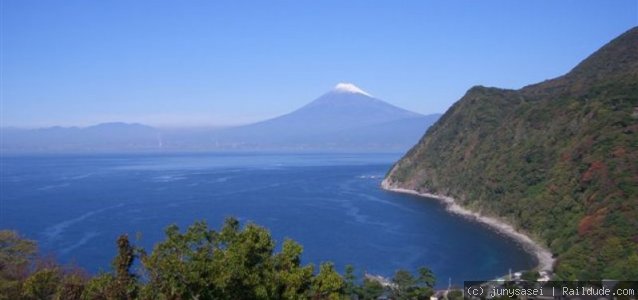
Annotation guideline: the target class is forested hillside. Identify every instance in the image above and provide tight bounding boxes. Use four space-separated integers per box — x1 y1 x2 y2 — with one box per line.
384 27 638 279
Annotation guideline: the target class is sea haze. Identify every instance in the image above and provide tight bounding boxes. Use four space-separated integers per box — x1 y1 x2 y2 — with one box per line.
1 84 441 153
0 152 534 285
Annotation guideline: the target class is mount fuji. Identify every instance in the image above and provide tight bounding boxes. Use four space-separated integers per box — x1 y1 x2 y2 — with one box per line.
206 83 440 151
1 83 440 152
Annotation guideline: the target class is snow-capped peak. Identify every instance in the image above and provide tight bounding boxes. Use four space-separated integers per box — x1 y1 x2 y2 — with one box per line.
333 83 372 96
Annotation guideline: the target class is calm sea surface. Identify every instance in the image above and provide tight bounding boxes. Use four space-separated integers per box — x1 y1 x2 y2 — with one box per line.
0 152 535 286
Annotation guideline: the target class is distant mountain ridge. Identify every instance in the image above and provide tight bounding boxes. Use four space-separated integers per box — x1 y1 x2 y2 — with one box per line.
209 83 439 150
1 84 440 152
384 27 638 279
1 122 160 152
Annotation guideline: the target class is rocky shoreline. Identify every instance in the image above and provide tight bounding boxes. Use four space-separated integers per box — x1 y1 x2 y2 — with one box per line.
381 178 555 273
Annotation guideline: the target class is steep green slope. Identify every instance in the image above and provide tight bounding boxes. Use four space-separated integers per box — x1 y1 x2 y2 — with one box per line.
384 27 638 280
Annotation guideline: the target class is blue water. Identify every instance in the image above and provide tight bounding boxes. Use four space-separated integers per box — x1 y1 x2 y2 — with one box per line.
0 152 535 286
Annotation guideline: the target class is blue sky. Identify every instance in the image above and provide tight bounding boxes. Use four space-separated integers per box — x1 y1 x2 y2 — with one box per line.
2 0 637 128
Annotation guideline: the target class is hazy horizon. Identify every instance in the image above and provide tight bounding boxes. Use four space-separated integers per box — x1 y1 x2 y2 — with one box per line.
3 1 637 128
1 83 444 130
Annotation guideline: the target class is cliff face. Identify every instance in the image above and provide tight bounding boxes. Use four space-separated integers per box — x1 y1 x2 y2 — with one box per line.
384 27 638 280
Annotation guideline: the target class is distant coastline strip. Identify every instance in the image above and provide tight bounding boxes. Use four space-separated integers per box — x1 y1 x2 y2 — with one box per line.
380 179 554 273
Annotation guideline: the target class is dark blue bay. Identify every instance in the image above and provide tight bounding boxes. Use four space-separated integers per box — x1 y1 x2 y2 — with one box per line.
0 152 535 286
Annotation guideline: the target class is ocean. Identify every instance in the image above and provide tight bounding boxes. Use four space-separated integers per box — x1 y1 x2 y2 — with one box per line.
0 152 535 286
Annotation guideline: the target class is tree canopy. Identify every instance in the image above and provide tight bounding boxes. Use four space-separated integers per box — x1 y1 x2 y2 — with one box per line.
0 219 436 300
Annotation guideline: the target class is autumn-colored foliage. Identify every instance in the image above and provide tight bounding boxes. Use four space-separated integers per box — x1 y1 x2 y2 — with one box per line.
386 27 638 280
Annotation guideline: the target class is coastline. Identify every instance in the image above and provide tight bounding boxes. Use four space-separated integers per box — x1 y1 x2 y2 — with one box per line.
381 178 554 273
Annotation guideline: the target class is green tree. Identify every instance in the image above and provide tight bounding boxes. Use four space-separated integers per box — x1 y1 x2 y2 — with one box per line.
55 272 85 300
272 239 314 299
140 221 220 299
417 267 435 289
22 267 62 300
392 268 436 300
0 230 37 299
414 267 436 298
141 218 317 299
1 221 440 300
357 279 384 300
310 262 345 300
111 234 138 299
81 273 114 300
392 269 416 299
212 221 276 299
343 265 356 297
80 234 138 300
